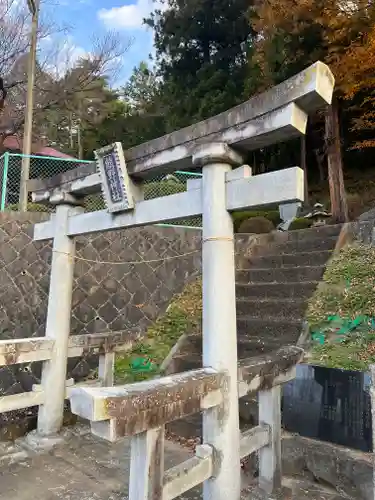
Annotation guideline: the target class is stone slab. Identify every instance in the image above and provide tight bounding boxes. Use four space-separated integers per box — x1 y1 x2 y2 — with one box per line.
281 434 373 500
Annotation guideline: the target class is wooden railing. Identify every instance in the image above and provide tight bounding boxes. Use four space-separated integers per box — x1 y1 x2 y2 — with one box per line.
68 345 304 499
0 329 141 414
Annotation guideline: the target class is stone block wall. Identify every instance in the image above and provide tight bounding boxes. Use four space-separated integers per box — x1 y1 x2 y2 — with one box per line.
0 213 260 344
0 212 261 435
0 213 202 342
0 212 203 434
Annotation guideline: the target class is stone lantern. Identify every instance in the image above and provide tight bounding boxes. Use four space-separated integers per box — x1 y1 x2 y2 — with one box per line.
304 202 331 226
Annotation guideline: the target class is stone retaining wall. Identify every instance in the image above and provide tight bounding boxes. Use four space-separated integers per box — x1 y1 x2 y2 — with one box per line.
0 213 202 342
0 213 262 417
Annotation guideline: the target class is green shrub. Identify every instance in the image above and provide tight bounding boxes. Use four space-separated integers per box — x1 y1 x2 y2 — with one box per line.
288 217 313 231
237 216 274 234
232 210 281 232
6 202 49 212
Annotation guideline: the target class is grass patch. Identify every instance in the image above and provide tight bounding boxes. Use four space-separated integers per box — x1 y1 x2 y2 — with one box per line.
311 331 375 371
307 243 375 328
115 279 202 383
307 243 375 371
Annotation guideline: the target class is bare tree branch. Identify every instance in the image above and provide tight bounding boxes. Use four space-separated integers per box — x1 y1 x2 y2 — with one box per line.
0 3 131 151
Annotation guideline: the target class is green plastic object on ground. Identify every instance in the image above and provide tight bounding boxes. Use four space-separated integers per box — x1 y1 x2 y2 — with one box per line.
130 356 157 372
311 315 375 345
311 332 326 345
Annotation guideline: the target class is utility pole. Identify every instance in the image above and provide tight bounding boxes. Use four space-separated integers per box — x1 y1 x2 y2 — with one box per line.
19 0 40 211
77 98 83 160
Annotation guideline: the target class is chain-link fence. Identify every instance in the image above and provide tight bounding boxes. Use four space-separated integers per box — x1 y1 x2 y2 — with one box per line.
86 170 203 228
0 153 203 228
0 152 94 212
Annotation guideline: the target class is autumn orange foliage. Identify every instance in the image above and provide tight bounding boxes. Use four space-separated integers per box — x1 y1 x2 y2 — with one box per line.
252 0 375 145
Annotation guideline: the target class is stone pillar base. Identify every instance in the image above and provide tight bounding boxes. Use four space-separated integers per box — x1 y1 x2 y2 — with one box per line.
22 429 64 453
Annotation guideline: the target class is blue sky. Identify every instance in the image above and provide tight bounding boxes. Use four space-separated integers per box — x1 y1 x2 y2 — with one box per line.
43 0 163 86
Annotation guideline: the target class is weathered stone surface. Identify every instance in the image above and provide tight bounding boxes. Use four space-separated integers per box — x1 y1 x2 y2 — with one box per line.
243 480 349 499
238 346 304 394
69 369 225 439
282 434 372 500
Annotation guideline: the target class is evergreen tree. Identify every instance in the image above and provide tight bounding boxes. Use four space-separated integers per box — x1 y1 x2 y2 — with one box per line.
147 0 255 129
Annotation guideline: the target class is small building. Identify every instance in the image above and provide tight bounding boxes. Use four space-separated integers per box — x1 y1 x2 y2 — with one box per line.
2 135 74 160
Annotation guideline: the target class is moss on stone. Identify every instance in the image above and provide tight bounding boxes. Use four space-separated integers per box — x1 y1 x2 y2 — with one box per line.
115 279 202 383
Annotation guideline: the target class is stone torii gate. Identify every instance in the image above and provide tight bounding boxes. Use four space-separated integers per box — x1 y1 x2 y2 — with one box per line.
29 61 335 500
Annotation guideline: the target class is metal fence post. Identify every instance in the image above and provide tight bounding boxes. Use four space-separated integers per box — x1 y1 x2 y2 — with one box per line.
1 152 9 211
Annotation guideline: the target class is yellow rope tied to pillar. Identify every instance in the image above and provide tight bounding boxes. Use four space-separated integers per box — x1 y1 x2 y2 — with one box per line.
51 249 200 265
50 237 233 265
203 237 234 242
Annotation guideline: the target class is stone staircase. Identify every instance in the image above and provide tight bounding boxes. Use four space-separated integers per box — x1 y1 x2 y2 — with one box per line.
167 223 343 438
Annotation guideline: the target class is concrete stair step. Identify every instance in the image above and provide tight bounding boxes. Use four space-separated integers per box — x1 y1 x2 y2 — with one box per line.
237 317 303 340
237 336 291 357
281 223 343 242
237 265 325 284
258 236 337 255
175 338 289 373
247 250 332 269
236 298 307 320
182 334 286 358
236 281 318 300
173 354 202 372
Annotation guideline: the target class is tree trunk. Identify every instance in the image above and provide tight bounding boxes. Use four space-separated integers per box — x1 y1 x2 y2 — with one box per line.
316 151 325 183
325 97 348 223
301 134 309 205
69 112 74 151
77 101 83 160
77 124 83 160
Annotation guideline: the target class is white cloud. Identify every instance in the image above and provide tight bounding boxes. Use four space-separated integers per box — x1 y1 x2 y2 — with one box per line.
98 0 165 30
